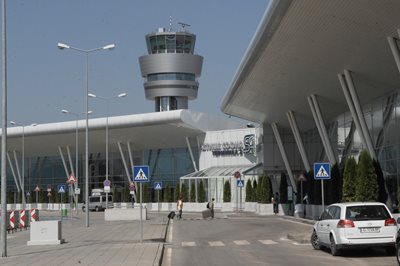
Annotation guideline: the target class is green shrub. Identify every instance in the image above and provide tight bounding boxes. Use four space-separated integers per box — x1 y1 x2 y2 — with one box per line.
190 182 196 202
175 183 181 201
223 180 231 202
180 183 188 202
355 150 378 202
259 175 271 204
198 180 206 202
163 184 170 202
245 179 252 202
342 157 357 202
252 179 257 202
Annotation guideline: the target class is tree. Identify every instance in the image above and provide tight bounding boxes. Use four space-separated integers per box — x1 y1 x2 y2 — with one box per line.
123 186 130 202
175 183 181 201
198 180 206 202
279 173 288 204
259 175 271 204
163 184 171 202
252 179 258 202
245 179 252 202
257 176 264 203
223 180 231 202
342 157 357 202
143 183 150 203
190 182 196 202
180 183 188 202
355 150 379 202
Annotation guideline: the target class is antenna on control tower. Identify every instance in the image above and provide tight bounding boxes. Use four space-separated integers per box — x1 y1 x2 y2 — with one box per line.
169 16 173 32
177 22 191 31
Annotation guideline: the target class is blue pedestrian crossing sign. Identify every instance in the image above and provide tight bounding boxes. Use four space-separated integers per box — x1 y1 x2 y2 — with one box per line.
58 185 66 194
133 165 150 183
237 179 245 188
314 163 331 180
154 181 163 190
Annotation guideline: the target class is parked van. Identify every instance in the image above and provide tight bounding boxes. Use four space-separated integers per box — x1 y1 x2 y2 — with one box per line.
82 194 113 212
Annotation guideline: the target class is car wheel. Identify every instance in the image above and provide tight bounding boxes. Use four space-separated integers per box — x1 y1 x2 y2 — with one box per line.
311 231 321 250
330 235 340 256
396 245 400 265
95 206 99 212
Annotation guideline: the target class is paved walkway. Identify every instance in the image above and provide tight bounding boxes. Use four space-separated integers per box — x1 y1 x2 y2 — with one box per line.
0 211 168 266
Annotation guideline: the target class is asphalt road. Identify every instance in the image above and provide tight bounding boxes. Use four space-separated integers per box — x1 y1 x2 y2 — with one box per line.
162 213 397 266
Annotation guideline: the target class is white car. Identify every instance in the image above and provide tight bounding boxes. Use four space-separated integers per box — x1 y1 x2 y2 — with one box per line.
311 202 397 256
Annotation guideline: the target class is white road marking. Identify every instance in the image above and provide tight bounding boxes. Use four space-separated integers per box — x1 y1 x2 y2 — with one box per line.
279 218 313 227
168 219 173 243
280 237 289 241
182 241 197 247
208 241 225 247
259 240 278 245
233 240 250 245
165 247 172 266
293 242 311 246
7 236 15 239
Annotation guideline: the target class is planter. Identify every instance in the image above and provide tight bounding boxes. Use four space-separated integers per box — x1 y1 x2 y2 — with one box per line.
220 202 234 212
257 203 274 215
244 202 257 212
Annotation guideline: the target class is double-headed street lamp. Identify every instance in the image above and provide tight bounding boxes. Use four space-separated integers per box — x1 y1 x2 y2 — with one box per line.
9 121 37 208
58 42 115 228
61 109 93 213
88 92 127 208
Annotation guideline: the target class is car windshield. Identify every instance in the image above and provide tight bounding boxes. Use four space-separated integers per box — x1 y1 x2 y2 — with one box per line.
345 205 390 221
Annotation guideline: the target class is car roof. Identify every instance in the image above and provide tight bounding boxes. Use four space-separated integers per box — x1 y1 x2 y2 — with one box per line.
329 202 387 207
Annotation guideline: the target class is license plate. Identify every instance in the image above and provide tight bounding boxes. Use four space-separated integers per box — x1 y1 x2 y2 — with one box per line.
360 227 380 233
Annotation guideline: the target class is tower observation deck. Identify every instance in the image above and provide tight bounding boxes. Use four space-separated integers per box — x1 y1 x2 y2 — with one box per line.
139 23 203 112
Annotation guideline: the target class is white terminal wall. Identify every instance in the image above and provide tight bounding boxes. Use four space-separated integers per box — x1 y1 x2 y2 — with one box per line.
196 128 262 203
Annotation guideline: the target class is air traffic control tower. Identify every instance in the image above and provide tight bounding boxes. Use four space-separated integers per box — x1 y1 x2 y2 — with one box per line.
139 23 203 112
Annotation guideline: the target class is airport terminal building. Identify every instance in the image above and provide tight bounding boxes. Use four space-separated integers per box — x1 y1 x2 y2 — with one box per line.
3 1 400 206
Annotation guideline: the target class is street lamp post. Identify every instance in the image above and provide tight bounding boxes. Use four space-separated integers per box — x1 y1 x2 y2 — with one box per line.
9 121 37 209
58 42 115 228
88 92 127 209
61 109 92 214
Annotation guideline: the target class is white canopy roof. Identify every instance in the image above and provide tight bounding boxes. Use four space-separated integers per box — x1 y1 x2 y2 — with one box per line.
221 0 400 130
3 110 244 156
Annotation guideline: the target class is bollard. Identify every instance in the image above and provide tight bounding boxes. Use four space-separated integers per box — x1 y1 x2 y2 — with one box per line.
8 210 20 233
30 208 39 223
19 209 30 230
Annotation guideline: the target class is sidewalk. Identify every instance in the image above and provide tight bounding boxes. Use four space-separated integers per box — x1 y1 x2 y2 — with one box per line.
0 211 168 266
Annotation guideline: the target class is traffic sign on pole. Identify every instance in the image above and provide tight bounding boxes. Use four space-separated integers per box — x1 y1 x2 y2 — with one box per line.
236 180 244 188
34 185 40 192
154 181 163 190
58 185 66 194
104 180 111 193
133 165 150 183
313 163 331 180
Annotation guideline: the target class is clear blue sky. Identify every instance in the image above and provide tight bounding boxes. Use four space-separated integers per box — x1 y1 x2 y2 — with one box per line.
4 0 268 124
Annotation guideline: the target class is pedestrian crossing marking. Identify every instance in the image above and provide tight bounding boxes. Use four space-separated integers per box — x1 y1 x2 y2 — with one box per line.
208 241 225 247
259 240 278 245
182 242 196 247
316 166 329 177
233 240 250 245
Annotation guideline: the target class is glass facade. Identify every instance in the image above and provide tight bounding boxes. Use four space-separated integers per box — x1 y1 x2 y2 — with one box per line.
5 147 196 201
146 33 196 54
147 73 195 82
302 91 400 202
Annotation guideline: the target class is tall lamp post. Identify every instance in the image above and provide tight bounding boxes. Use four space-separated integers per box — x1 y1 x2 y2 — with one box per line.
88 92 127 209
9 121 37 208
57 42 115 228
61 109 92 214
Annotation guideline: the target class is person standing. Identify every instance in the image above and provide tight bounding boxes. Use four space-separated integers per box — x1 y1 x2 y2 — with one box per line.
177 196 183 220
272 192 279 215
209 198 215 219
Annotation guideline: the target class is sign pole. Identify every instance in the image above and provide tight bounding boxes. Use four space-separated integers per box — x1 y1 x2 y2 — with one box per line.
239 180 242 214
36 191 38 204
321 180 324 211
157 190 160 217
140 182 143 244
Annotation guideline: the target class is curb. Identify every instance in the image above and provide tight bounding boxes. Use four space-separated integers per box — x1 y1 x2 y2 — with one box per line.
153 218 170 266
